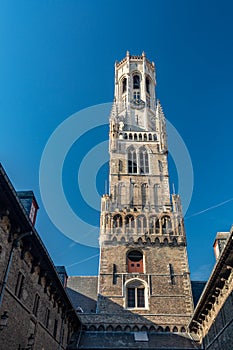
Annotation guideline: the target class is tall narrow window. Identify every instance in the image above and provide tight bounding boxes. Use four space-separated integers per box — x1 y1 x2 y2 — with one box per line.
128 148 137 174
139 148 149 174
161 216 172 233
127 288 135 307
45 308 50 328
125 215 135 232
146 77 150 94
122 78 127 93
15 272 24 299
137 215 147 234
156 219 160 233
133 75 140 89
126 280 145 308
113 214 122 229
53 319 58 338
149 216 157 234
33 293 40 316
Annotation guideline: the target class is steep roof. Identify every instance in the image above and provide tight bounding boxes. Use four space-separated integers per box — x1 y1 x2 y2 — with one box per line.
67 276 98 313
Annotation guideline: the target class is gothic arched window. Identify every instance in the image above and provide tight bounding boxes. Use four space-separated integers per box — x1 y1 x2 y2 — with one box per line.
161 215 172 233
113 214 122 229
133 75 140 89
137 215 147 234
127 250 143 273
139 147 149 174
149 215 157 234
125 215 135 231
126 280 145 308
128 147 137 174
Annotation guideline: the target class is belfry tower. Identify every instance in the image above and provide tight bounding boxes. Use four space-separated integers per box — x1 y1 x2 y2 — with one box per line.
97 52 194 332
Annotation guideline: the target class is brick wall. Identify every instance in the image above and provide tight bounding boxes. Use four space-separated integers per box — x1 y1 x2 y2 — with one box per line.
0 217 78 350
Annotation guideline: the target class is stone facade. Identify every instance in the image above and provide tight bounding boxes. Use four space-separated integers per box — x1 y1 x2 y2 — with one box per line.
0 164 80 350
97 52 194 330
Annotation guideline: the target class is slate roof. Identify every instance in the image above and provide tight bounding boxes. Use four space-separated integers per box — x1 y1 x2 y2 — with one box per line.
67 276 98 313
77 331 200 349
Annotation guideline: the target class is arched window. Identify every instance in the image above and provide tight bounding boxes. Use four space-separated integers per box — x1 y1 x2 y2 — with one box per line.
125 215 135 232
139 147 149 174
127 250 143 273
133 75 140 89
161 216 172 233
137 215 147 234
149 216 157 234
126 280 145 308
146 77 150 94
128 147 137 174
122 78 127 93
113 214 122 229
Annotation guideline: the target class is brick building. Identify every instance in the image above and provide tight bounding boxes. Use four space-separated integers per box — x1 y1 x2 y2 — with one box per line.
0 164 80 349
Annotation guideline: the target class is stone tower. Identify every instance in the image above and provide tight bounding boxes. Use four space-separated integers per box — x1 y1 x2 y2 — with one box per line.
97 52 194 331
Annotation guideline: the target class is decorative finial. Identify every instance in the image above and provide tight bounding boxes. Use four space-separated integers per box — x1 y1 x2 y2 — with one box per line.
142 51 146 57
126 50 130 57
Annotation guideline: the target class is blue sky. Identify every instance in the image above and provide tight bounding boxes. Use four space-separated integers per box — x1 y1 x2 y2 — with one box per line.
1 0 233 279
